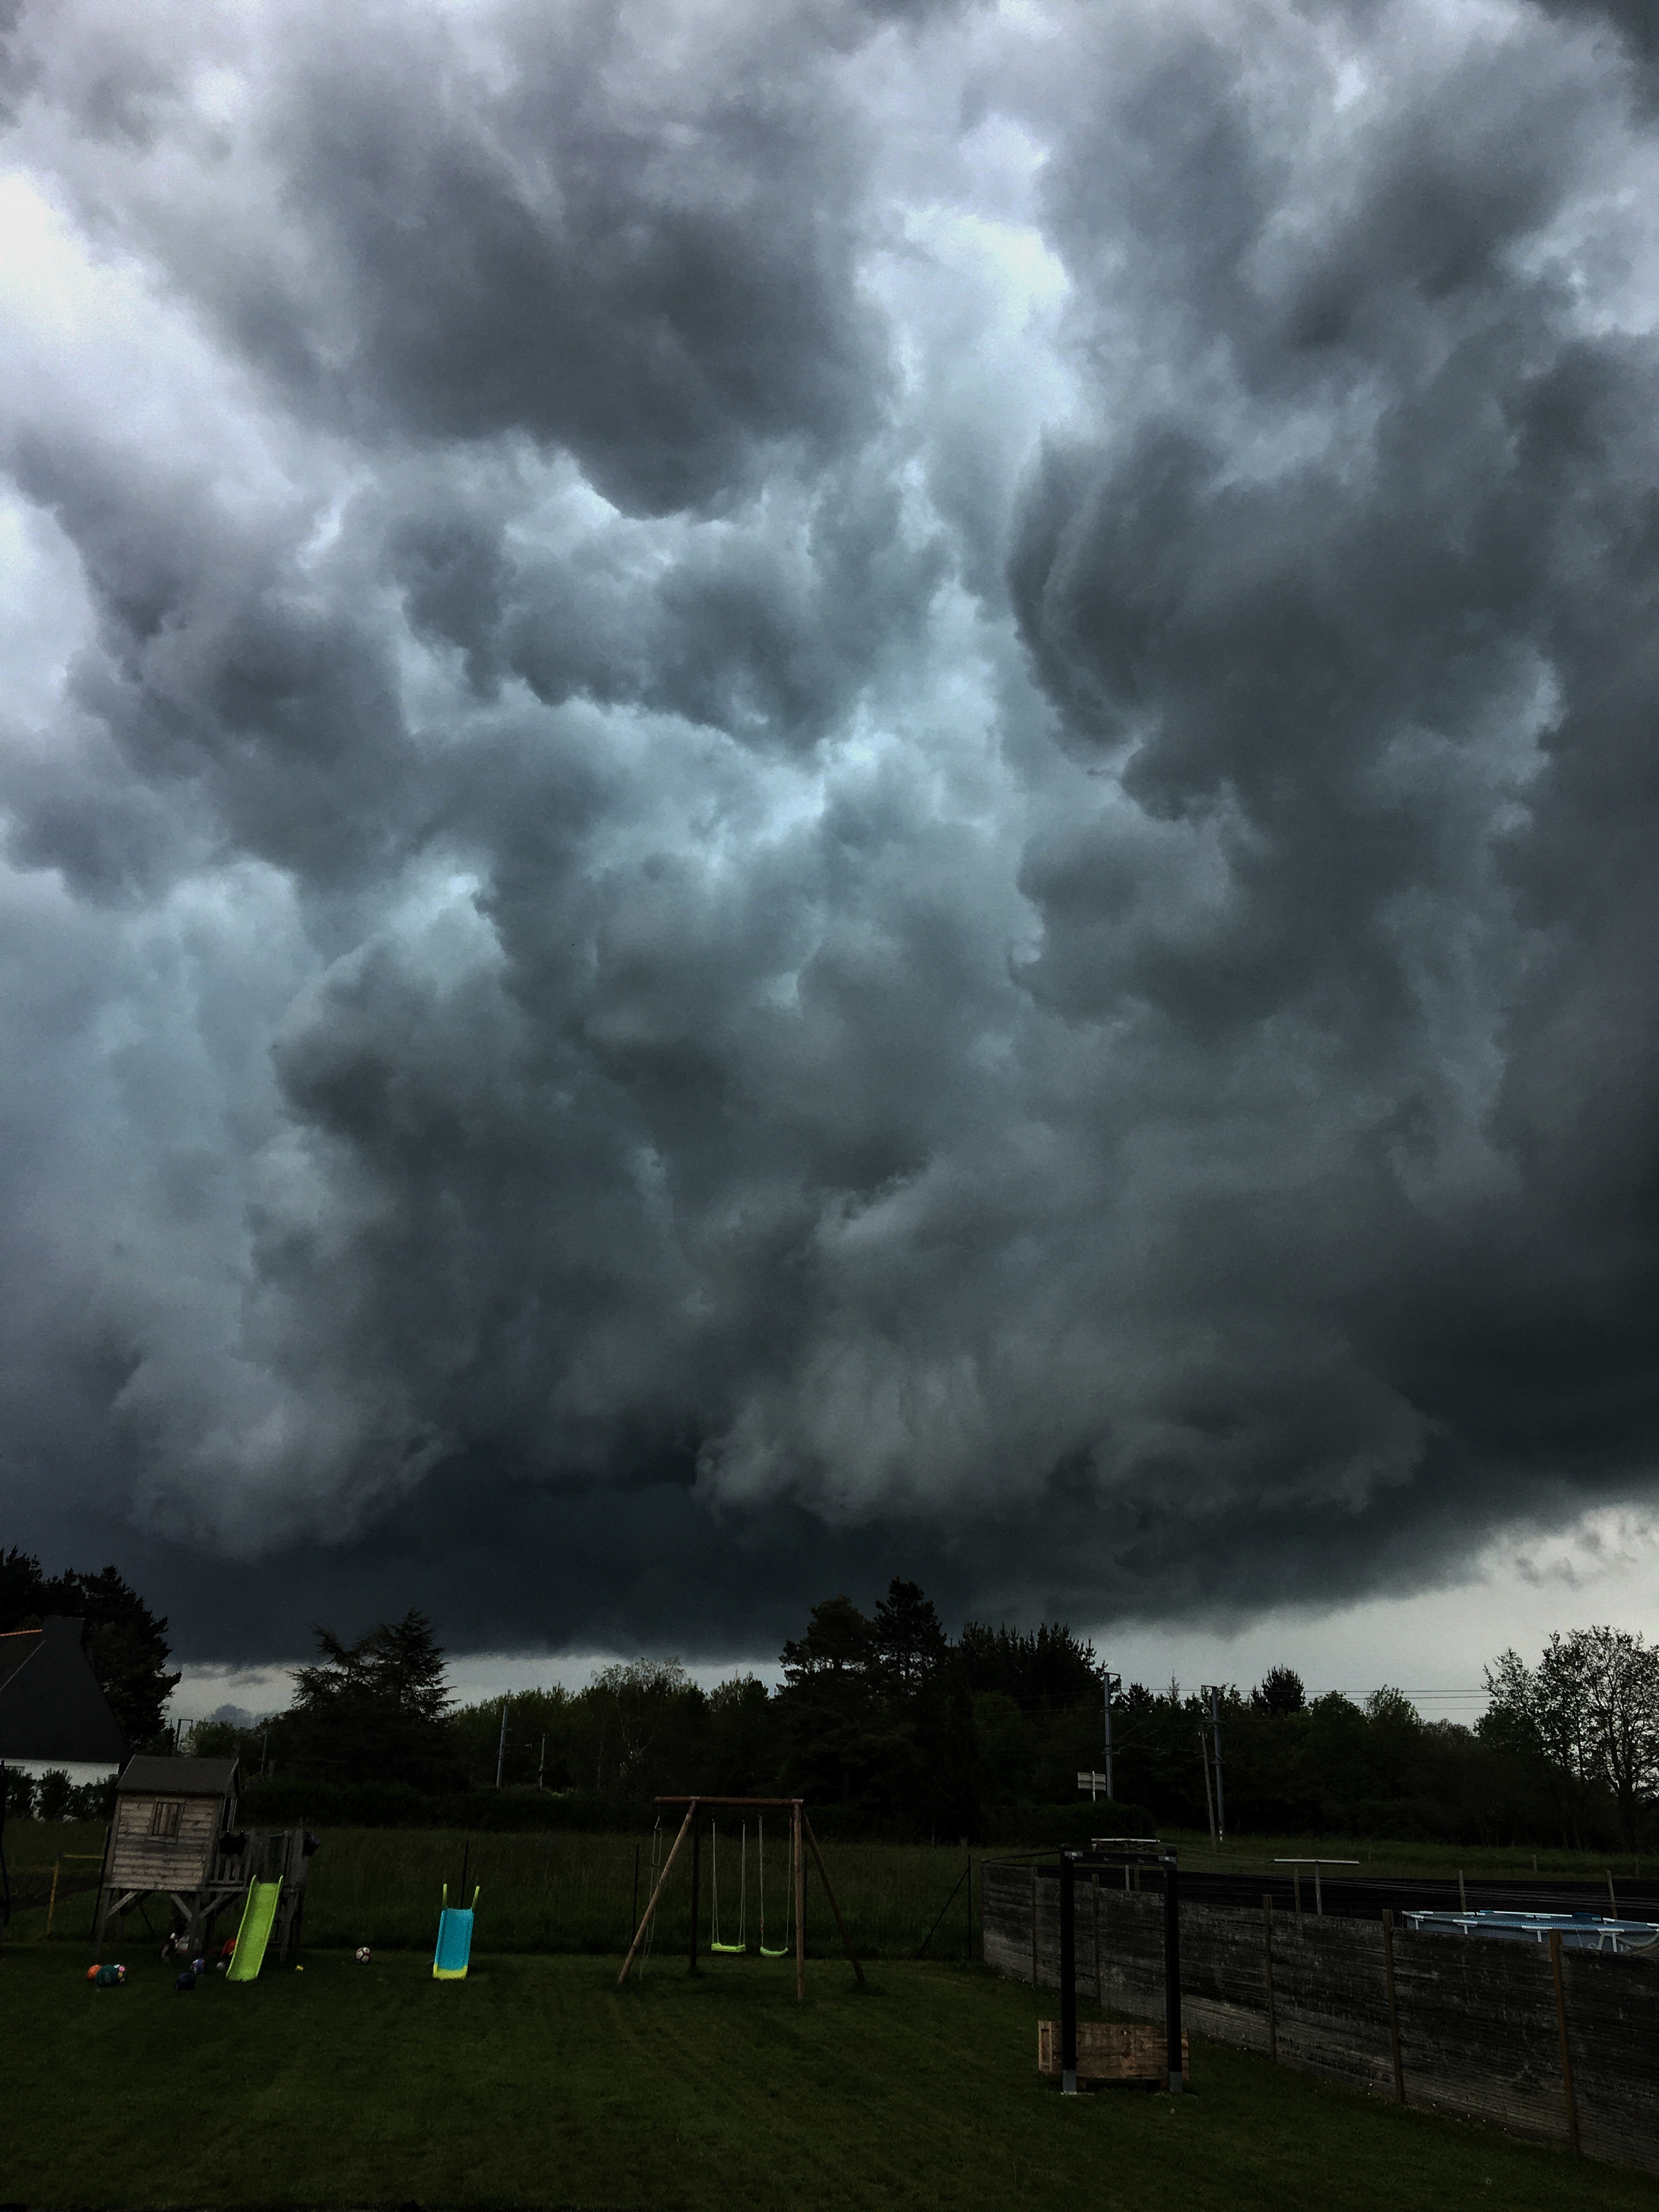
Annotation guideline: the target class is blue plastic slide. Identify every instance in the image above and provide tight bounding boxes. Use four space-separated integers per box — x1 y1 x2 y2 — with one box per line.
432 1882 479 1979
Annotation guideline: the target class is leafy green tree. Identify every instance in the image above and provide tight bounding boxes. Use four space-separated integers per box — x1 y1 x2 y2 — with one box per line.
581 1658 699 1798
1486 1629 1659 1848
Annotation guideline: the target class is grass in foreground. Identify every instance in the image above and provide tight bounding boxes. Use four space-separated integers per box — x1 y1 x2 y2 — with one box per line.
3 1947 1655 2212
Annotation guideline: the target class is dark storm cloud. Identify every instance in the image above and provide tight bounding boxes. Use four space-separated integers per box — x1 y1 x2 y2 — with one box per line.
3 0 1659 1663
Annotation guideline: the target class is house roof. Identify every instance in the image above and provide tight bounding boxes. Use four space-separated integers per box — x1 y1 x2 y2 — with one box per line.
0 1630 42 1695
116 1754 239 1798
0 1616 129 1766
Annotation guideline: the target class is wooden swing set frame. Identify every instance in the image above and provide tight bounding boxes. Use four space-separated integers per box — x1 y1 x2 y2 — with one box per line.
618 1796 864 2001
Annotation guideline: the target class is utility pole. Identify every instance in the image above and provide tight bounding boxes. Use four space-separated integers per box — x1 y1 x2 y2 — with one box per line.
1103 1671 1121 1801
495 1696 510 1789
1203 1685 1226 1846
537 1734 546 1790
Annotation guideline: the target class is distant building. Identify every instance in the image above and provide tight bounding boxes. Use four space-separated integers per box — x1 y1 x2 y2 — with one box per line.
0 1614 128 1785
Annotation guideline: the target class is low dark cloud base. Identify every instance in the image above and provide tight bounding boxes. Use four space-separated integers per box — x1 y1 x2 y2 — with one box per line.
2 0 1658 1662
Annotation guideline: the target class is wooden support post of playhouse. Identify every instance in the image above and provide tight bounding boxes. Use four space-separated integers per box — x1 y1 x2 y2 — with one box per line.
618 1801 697 1986
802 1814 866 1989
793 1801 805 2003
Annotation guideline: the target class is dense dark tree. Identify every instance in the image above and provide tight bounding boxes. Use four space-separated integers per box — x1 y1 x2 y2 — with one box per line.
780 1595 875 1686
278 1609 461 1791
1 1549 179 1746
1251 1666 1306 1717
872 1579 948 1696
0 1545 43 1629
957 1620 1101 1709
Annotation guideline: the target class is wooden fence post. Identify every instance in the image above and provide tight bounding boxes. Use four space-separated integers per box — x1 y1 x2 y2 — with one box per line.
1550 1931 1580 2154
1381 1909 1404 2103
1030 1866 1039 1985
1093 1871 1102 2004
1262 1894 1277 2062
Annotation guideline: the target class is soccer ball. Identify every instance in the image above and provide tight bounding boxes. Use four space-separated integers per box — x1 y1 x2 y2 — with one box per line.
354 1946 371 1964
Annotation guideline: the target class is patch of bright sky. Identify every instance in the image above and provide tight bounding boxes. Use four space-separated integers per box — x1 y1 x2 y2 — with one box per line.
0 167 296 523
0 492 95 726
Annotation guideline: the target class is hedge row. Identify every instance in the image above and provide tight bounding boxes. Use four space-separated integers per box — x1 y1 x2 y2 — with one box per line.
236 1779 1154 1844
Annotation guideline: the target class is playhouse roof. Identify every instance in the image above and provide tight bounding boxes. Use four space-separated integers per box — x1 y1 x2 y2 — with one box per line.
116 1754 239 1798
0 1615 128 1767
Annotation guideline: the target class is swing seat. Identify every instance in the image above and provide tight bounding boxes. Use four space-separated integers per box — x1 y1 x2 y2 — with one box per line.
710 1939 746 1954
759 1943 789 1957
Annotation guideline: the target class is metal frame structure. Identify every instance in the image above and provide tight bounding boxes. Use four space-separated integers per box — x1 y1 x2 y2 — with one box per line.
618 1795 865 2001
1053 1840 1184 2096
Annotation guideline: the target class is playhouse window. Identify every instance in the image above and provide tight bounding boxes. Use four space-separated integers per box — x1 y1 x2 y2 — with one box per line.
148 1799 183 1839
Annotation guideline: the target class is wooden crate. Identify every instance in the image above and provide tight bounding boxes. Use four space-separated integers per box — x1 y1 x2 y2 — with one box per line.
1038 2020 1190 2084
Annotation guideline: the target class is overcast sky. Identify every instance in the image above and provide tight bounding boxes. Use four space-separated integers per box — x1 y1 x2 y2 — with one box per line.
4 0 1659 1692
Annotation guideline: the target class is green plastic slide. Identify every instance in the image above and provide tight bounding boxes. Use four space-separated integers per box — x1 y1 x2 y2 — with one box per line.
227 1880 283 1982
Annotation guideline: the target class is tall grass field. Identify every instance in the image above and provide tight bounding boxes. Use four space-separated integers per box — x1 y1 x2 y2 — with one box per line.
2 1820 980 1959
5 1818 1649 1958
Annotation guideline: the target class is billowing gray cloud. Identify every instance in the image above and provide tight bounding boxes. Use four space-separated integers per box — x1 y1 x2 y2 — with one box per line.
2 0 1658 1662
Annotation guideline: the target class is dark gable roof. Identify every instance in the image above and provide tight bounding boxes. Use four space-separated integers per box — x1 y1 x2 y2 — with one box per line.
0 1631 42 1695
116 1754 239 1798
0 1616 128 1765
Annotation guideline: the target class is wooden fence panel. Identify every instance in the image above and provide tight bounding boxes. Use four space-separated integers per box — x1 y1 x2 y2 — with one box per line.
1391 1931 1569 2143
1171 1899 1275 2056
1262 1915 1394 2095
980 1861 1659 2181
1562 1947 1659 2174
981 1864 1037 1984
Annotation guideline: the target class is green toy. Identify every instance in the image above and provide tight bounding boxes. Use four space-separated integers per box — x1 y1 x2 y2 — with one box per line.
227 1880 283 1982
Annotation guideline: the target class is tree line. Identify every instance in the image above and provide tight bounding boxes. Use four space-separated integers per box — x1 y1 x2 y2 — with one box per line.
197 1584 1658 1849
8 1544 1657 1848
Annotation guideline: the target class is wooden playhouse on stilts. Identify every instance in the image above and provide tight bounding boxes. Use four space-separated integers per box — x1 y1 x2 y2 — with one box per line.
93 1755 316 1962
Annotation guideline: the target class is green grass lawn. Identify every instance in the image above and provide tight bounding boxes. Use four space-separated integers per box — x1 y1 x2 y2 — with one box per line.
3 1945 1655 2212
